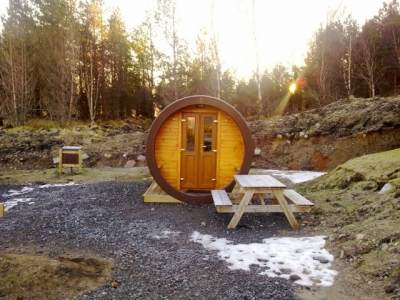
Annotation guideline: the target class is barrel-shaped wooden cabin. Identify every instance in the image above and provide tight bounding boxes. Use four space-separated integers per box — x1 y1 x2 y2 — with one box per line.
145 95 253 204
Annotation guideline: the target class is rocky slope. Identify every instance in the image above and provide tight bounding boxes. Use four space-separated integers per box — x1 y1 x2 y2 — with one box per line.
1 96 399 173
296 149 400 298
250 96 400 171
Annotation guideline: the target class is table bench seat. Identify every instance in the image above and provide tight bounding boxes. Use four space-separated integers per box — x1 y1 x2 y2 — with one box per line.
211 190 233 209
283 189 314 206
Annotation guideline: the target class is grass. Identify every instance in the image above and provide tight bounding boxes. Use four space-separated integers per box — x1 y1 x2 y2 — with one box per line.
295 148 400 290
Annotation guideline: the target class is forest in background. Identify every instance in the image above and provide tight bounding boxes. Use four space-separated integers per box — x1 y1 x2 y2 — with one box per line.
1 0 400 126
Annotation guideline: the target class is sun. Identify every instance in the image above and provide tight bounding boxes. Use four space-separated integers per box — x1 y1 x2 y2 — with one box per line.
289 83 297 94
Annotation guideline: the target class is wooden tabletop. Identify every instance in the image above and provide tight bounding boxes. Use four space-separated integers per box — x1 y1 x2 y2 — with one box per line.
234 174 287 189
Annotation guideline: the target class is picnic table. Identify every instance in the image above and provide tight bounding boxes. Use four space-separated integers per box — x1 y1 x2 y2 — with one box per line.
211 174 314 229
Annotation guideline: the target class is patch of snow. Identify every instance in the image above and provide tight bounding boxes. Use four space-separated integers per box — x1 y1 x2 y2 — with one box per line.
191 232 337 287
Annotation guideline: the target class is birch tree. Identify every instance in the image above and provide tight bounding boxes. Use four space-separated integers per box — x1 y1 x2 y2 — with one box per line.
0 0 36 125
79 0 104 125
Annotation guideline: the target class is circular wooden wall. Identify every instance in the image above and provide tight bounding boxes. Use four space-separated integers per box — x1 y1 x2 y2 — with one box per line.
146 95 253 204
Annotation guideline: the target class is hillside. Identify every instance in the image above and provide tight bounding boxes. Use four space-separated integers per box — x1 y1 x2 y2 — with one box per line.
296 149 400 298
1 96 400 173
250 96 400 171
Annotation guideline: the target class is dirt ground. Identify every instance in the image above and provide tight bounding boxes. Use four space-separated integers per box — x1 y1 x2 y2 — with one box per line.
1 166 398 300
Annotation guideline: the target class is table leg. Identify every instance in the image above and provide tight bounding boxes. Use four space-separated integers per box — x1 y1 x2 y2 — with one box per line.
257 193 265 206
274 189 299 229
228 191 254 228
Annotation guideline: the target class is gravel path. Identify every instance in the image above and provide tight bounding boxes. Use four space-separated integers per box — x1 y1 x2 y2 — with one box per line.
0 182 304 299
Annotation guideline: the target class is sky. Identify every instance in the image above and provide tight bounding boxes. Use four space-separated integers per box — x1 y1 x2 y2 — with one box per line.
100 0 386 78
0 0 385 78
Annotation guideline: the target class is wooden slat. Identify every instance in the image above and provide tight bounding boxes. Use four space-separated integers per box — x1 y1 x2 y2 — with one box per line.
211 190 232 206
142 182 182 203
283 189 314 206
228 191 254 228
234 175 286 189
273 189 299 229
216 204 312 213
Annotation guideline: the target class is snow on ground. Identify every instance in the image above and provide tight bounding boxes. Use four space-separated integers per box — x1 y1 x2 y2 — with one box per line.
1 171 336 286
191 232 337 287
257 169 326 184
1 183 77 212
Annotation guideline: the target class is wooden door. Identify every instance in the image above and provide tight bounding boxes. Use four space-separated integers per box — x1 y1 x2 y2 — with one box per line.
180 112 217 190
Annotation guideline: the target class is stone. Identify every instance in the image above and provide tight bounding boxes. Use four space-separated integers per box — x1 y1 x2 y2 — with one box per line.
385 284 397 294
104 153 112 159
340 250 344 259
124 160 136 168
312 256 329 264
82 153 89 160
136 155 146 162
378 183 393 195
381 243 389 251
290 274 301 281
356 234 365 240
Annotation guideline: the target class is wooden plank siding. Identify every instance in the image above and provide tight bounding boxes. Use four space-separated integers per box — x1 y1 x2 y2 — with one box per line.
155 112 180 188
217 111 244 188
154 108 245 191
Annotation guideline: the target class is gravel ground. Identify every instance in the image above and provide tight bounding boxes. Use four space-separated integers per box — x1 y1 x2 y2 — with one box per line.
0 181 309 300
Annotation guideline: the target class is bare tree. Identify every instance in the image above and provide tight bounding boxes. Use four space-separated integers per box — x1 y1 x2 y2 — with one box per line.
156 0 180 101
210 0 221 99
251 0 262 114
0 0 36 125
356 34 382 98
79 0 104 125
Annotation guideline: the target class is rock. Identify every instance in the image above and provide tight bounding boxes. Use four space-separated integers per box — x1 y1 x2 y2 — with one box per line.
378 183 394 195
340 250 344 259
381 243 389 251
312 256 329 264
53 157 60 164
136 155 146 162
124 160 136 168
385 284 397 294
290 274 301 281
82 153 89 160
111 282 118 288
276 134 282 139
356 234 365 240
104 153 112 159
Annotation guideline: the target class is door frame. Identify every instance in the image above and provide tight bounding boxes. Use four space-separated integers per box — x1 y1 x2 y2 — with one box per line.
178 108 219 191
